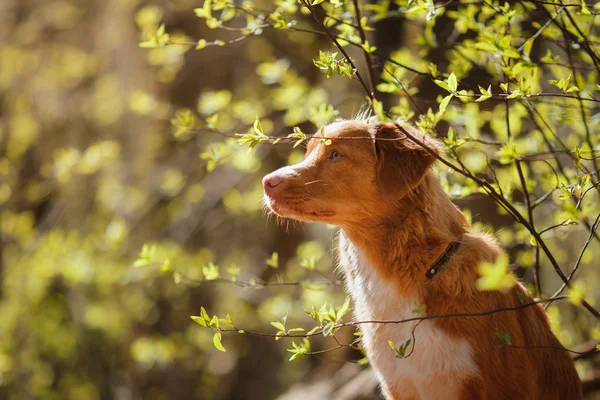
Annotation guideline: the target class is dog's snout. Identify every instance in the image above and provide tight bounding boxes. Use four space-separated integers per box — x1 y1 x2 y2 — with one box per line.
263 173 283 193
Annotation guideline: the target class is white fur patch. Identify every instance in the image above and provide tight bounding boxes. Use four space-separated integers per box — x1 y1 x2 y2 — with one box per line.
338 233 479 399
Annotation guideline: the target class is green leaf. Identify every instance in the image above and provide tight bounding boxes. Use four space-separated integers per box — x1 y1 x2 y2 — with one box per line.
253 116 265 136
337 62 355 77
445 126 465 150
209 315 219 329
568 282 586 305
271 321 286 331
266 252 279 268
412 303 427 315
196 39 207 50
213 332 226 352
318 134 332 146
388 340 397 351
336 297 351 321
433 80 450 92
305 306 321 324
495 140 517 164
194 0 212 19
494 328 512 346
322 322 335 336
143 244 156 259
581 0 591 14
356 357 368 365
522 39 534 59
300 256 316 270
307 326 320 335
133 243 156 266
476 254 517 293
236 125 269 151
377 82 399 93
557 183 572 200
160 259 172 273
372 98 386 120
360 16 374 31
201 307 210 322
476 85 492 102
529 236 538 247
275 331 286 340
270 11 288 29
447 72 458 92
139 24 171 48
288 127 308 148
549 75 572 93
191 316 207 327
506 90 523 99
198 112 217 131
219 314 234 327
475 42 498 53
502 47 521 59
562 74 570 90
389 339 412 358
438 94 452 115
133 259 150 267
541 49 559 63
202 262 219 280
361 40 377 54
171 108 198 138
287 339 310 361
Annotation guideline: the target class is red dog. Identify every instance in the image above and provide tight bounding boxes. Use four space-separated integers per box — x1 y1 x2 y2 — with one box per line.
262 120 581 399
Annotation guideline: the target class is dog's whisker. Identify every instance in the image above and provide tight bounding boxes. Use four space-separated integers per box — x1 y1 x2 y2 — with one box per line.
304 180 322 186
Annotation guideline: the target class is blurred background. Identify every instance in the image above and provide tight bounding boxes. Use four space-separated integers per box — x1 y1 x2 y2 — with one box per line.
1 0 599 399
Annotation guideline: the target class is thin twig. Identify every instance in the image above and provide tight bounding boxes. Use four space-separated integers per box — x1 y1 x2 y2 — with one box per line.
352 0 377 99
219 296 568 339
301 0 374 101
551 212 600 299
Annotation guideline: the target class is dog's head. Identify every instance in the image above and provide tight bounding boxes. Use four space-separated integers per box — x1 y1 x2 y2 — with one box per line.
262 120 441 226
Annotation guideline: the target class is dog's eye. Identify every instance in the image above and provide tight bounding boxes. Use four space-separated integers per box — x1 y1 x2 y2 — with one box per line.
329 151 341 160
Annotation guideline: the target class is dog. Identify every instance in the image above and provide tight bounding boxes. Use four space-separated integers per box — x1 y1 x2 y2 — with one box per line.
262 120 582 399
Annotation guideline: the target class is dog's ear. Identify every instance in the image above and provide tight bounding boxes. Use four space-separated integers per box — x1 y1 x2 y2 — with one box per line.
371 123 441 201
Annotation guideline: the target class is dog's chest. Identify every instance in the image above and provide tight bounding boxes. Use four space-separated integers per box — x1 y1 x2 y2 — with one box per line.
338 233 478 396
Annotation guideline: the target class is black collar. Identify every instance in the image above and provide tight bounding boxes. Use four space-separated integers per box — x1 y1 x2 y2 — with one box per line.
425 237 463 282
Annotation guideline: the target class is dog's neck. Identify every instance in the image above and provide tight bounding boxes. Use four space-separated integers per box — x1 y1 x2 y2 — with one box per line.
341 172 468 294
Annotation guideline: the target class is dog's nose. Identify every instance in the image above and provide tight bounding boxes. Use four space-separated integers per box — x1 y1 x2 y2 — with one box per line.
263 174 283 193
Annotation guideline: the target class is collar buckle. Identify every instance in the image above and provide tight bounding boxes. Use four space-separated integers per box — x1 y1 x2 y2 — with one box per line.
425 236 463 283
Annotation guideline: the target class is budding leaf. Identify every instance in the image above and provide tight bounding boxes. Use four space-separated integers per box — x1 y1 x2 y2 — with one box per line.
476 85 492 102
439 94 452 115
336 297 351 321
213 332 226 352
266 252 279 268
271 321 286 331
447 72 458 92
191 316 207 327
476 254 517 293
495 328 512 346
361 40 377 53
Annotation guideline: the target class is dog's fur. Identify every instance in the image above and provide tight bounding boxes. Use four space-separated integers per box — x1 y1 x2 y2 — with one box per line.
262 120 582 399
